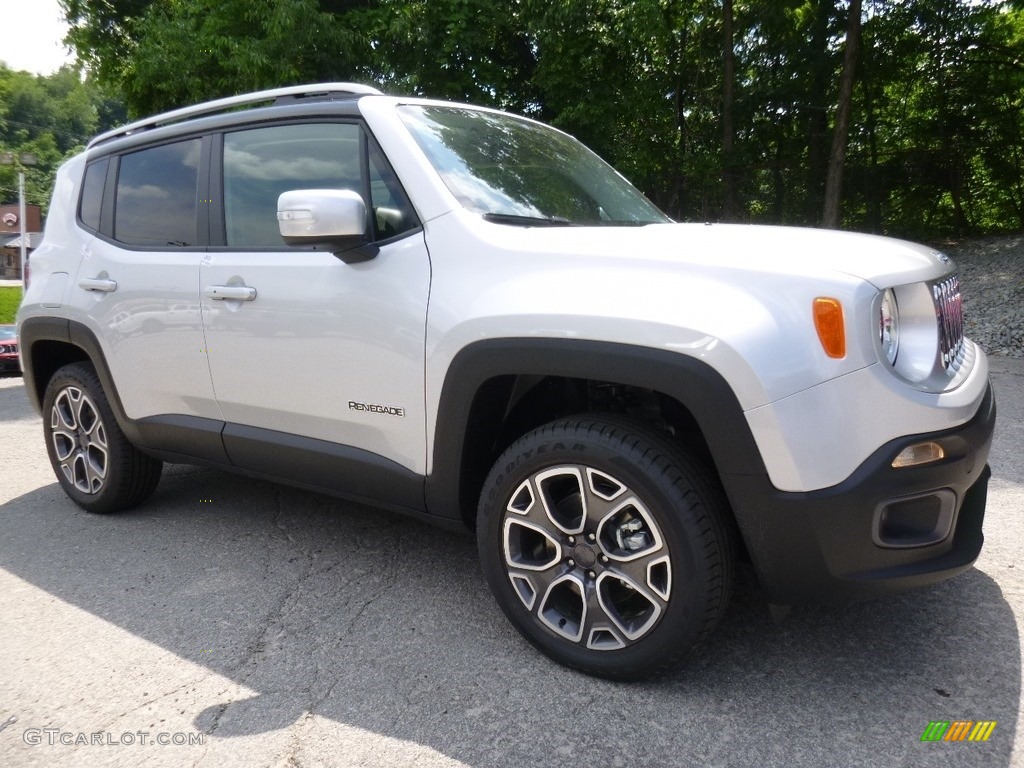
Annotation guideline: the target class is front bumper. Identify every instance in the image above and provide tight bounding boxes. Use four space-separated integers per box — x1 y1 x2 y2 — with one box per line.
724 382 996 604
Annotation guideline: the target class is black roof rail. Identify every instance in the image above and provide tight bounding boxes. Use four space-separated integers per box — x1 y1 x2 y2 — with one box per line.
87 83 383 149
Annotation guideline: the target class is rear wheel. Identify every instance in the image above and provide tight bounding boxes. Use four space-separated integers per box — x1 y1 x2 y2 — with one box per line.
477 416 733 679
43 362 162 513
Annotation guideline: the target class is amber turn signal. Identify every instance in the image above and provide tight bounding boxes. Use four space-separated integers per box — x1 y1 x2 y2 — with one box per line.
813 298 846 359
892 441 945 468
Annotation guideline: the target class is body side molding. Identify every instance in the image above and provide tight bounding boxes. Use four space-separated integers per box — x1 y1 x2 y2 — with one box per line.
222 422 427 515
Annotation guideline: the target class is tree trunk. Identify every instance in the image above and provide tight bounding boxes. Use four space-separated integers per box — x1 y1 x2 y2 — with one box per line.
862 76 882 233
804 0 832 225
821 0 862 229
721 0 738 220
1010 107 1024 229
773 139 786 221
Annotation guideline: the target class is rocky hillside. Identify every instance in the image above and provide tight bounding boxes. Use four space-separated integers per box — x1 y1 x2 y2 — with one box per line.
943 235 1024 359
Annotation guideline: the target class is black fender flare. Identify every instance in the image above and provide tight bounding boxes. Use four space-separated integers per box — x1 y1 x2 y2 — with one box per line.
424 338 768 522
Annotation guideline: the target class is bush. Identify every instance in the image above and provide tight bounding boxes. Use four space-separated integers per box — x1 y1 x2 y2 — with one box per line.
0 286 22 324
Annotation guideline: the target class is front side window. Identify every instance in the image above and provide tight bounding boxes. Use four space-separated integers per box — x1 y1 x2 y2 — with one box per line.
397 106 670 226
368 142 418 239
223 123 363 248
115 139 201 246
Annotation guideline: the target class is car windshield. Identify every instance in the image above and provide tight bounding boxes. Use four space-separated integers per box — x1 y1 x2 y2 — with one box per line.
0 327 16 341
398 105 671 226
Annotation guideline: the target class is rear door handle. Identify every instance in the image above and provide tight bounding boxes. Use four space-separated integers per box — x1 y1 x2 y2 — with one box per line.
78 277 118 292
204 285 257 301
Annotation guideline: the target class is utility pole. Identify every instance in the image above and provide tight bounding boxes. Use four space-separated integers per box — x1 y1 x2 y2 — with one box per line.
18 169 27 287
1 151 37 287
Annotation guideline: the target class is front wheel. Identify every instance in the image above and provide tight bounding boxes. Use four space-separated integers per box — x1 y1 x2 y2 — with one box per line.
477 416 733 680
42 362 163 513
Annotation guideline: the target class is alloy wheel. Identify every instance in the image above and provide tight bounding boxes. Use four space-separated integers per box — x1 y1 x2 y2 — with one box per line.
501 464 672 651
50 385 108 494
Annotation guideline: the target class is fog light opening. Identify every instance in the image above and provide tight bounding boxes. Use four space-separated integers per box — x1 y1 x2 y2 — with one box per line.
891 441 945 469
873 490 956 548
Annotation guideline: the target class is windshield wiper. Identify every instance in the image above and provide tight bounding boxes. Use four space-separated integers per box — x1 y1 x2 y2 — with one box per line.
482 213 577 227
593 220 659 227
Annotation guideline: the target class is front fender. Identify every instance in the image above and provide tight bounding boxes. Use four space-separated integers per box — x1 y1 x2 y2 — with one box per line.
424 338 767 522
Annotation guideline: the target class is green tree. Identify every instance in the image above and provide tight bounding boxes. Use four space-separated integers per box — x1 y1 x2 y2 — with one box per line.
66 0 371 115
527 0 726 219
845 0 1024 237
821 0 862 229
57 0 1024 237
64 0 542 117
0 64 118 213
364 0 541 114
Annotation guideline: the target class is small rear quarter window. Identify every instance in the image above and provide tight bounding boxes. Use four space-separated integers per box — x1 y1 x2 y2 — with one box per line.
79 158 108 232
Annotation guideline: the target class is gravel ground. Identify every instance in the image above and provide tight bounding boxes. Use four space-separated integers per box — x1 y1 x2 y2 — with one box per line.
943 235 1024 358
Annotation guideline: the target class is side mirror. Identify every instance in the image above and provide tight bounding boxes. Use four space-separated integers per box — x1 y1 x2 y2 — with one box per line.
277 189 376 262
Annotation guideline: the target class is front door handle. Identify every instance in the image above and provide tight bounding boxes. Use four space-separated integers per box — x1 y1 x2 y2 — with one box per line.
204 285 257 301
79 277 118 292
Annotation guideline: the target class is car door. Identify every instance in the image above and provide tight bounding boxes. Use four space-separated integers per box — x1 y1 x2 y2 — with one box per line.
69 140 221 434
199 121 430 507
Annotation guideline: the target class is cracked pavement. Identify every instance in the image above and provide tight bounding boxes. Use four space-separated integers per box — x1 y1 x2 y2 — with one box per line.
1 360 1022 767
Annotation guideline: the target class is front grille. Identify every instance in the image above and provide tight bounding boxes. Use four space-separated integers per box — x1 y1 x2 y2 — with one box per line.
933 275 963 371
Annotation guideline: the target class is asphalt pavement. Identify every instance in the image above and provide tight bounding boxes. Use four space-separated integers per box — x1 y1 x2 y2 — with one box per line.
1 359 1021 768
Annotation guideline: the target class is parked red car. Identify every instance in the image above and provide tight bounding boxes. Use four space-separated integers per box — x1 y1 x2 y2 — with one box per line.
0 325 20 374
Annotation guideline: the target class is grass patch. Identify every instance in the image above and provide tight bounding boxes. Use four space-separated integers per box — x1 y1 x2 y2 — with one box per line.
0 286 23 324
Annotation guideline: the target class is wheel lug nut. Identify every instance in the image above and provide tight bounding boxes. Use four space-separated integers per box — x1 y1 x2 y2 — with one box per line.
587 533 596 542
567 559 575 567
567 536 576 545
600 555 609 564
588 571 596 579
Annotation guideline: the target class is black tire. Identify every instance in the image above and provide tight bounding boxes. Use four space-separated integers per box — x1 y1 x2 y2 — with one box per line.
477 415 733 680
42 362 163 513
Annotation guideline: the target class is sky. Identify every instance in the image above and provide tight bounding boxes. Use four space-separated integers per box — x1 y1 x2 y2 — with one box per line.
0 0 75 75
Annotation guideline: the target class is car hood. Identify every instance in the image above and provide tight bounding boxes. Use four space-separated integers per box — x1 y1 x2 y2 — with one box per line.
470 219 954 288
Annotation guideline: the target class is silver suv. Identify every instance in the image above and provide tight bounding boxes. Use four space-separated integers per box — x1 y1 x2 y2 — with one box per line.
17 84 996 679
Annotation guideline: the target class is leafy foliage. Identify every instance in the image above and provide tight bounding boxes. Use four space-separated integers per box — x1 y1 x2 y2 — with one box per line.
119 0 369 110
0 64 122 214
34 0 1024 237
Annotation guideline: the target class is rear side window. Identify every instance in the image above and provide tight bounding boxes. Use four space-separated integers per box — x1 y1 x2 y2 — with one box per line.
79 158 108 232
223 123 362 247
114 139 201 246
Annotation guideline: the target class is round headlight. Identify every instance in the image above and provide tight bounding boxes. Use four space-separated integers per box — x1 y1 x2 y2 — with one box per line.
879 288 899 364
